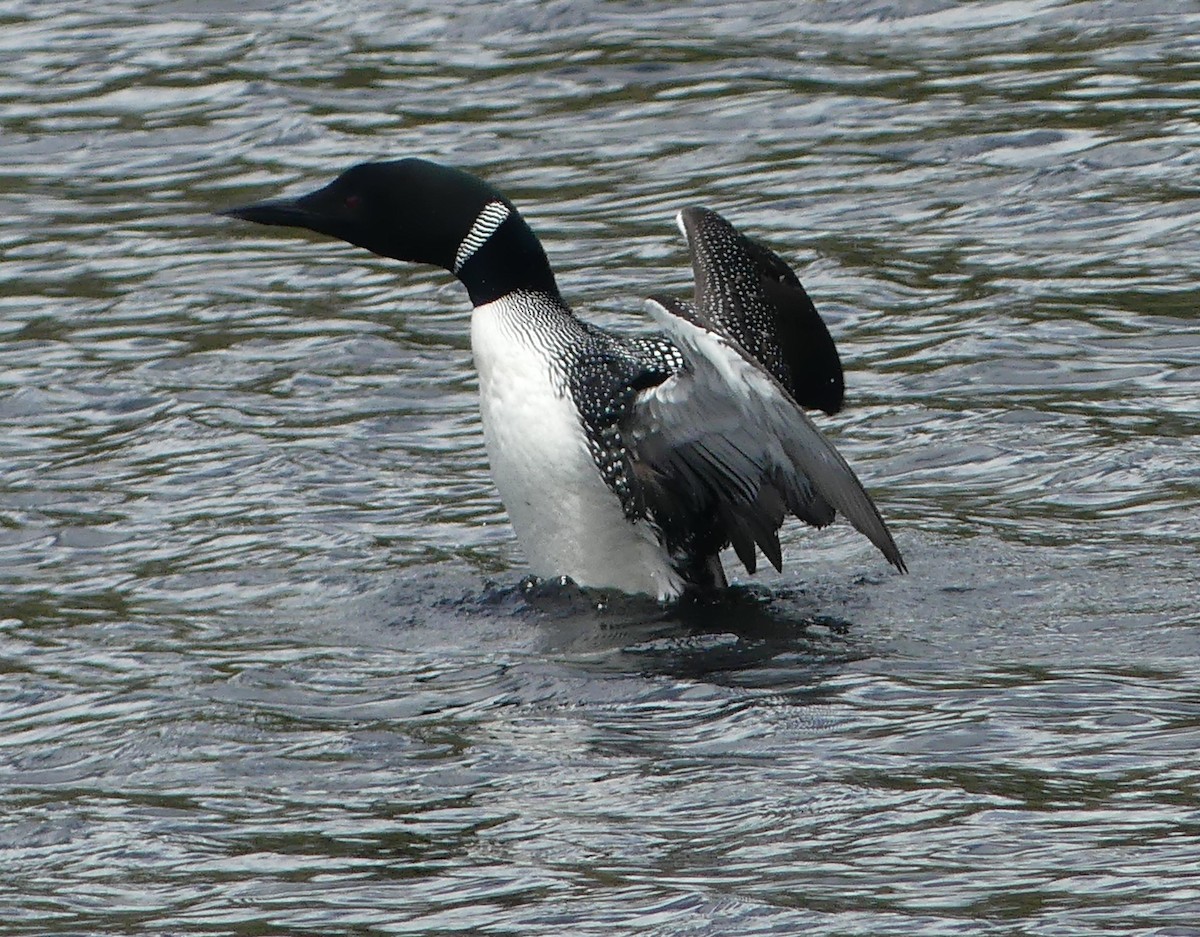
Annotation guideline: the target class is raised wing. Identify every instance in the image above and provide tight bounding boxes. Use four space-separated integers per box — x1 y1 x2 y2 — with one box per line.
678 206 844 416
621 208 904 578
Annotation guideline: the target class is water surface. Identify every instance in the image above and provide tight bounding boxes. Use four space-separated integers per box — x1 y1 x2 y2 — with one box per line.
1 1 1198 934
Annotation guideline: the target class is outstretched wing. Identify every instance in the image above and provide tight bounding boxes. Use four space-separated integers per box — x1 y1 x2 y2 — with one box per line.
621 207 904 576
678 207 844 416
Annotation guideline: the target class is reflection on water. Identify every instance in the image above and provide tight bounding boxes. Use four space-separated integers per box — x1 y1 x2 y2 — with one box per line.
1 1 1198 934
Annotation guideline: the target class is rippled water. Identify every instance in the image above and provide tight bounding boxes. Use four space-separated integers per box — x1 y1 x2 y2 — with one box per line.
2 1 1198 933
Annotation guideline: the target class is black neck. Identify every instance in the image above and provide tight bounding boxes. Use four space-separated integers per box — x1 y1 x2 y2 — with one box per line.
455 214 561 307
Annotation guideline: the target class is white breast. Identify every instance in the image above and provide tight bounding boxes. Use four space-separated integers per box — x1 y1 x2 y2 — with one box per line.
469 296 683 600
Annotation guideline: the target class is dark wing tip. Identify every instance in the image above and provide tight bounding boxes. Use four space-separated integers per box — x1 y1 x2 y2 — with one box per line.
857 507 907 574
676 205 711 229
676 206 846 416
759 273 845 415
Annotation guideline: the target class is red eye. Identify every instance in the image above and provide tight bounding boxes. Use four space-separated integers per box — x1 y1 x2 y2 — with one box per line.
345 194 363 211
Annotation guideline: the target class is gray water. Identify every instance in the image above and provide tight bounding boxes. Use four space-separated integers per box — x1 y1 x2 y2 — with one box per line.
2 1 1199 934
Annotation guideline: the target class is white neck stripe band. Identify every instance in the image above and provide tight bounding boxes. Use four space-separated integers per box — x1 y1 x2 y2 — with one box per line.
453 201 511 274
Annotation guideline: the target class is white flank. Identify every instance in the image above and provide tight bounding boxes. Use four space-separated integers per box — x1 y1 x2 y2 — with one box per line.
471 295 684 600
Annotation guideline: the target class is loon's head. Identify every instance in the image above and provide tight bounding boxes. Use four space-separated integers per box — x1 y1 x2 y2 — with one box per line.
221 158 557 305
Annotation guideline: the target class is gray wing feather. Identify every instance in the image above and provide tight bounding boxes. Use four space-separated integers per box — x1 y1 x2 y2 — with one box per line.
636 296 905 573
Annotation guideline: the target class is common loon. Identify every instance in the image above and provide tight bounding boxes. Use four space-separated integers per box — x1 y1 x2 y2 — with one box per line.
222 158 905 600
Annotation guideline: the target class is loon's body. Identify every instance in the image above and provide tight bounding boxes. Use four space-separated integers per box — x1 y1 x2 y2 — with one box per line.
223 158 905 600
471 292 685 597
